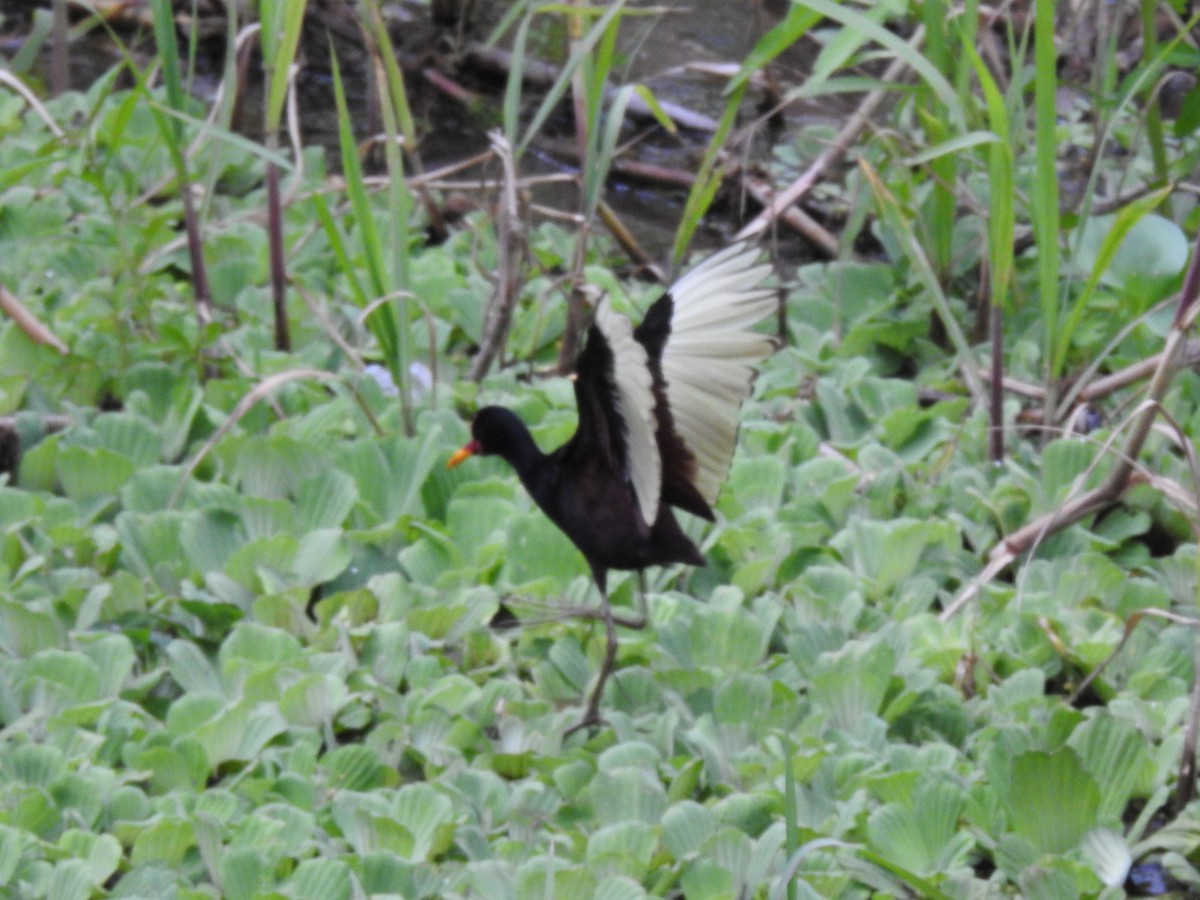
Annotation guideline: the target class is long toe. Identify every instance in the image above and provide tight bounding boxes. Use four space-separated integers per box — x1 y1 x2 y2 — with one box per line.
565 707 607 737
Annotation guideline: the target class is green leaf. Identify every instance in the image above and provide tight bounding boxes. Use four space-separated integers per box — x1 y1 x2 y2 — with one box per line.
867 780 971 876
285 858 353 900
55 446 135 501
292 528 352 587
0 825 34 885
1074 210 1187 292
595 875 649 900
662 801 717 860
61 831 121 888
1008 749 1101 853
46 859 91 900
1080 827 1132 889
130 817 195 866
587 822 657 879
181 508 246 578
391 783 456 862
809 641 895 729
295 470 358 531
279 674 348 728
1039 439 1098 509
680 858 734 900
1068 713 1152 823
165 639 224 696
590 768 667 827
233 435 327 499
221 846 269 900
731 2 821 92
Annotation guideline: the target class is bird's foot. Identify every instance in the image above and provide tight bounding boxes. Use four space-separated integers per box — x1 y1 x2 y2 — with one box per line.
564 706 608 737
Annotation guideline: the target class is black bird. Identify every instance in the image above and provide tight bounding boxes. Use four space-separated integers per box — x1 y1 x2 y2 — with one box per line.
448 243 777 731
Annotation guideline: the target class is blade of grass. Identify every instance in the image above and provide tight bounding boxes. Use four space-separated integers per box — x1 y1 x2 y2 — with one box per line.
729 2 820 94
148 0 213 326
328 47 400 374
258 0 308 353
963 40 1014 460
362 0 417 433
918 0 954 280
797 0 963 127
860 159 986 406
311 193 371 311
1052 185 1173 378
514 2 627 158
1031 0 1062 432
671 80 748 265
1139 0 1169 192
260 0 308 135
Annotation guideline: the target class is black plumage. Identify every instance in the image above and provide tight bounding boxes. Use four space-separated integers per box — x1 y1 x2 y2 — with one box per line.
449 243 777 730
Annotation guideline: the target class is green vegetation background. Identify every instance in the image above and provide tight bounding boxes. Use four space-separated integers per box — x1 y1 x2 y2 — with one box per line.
2 1 1200 897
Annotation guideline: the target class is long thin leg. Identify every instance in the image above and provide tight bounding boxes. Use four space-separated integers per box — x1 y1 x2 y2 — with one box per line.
567 570 648 630
566 587 618 735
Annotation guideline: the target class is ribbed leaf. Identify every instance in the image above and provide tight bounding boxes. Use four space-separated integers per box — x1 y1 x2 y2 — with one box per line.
586 822 656 877
280 674 348 728
687 605 772 670
286 858 353 900
809 641 895 729
165 638 224 696
662 801 717 860
80 634 135 698
292 528 352 588
1069 713 1151 823
1039 439 1097 508
1018 862 1085 900
190 700 287 767
130 817 195 866
391 783 456 861
1081 827 1132 888
0 830 31 883
58 830 120 887
46 858 91 900
680 858 734 900
295 470 358 530
179 508 244 580
590 769 668 827
55 446 135 500
221 846 268 900
1009 749 1100 853
0 599 62 656
702 828 754 892
867 781 968 876
25 650 101 706
7 743 65 786
595 874 648 900
360 851 418 896
234 435 326 499
94 412 162 465
714 673 772 727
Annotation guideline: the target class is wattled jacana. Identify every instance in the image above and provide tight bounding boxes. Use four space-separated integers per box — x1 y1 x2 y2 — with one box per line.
448 243 778 731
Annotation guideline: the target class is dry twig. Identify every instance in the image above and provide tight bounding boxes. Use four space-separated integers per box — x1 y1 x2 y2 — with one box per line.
468 134 527 382
943 227 1200 619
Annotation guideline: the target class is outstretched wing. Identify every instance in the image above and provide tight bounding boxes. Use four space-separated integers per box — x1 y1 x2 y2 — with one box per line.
636 243 777 508
569 297 662 526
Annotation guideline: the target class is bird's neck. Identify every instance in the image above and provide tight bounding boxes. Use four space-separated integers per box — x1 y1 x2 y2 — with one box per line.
502 428 552 494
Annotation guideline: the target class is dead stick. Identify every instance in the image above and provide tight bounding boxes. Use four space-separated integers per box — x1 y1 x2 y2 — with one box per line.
942 227 1200 620
468 134 526 382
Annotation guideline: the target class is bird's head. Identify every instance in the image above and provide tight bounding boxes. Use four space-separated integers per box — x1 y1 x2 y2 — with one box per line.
447 406 529 468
